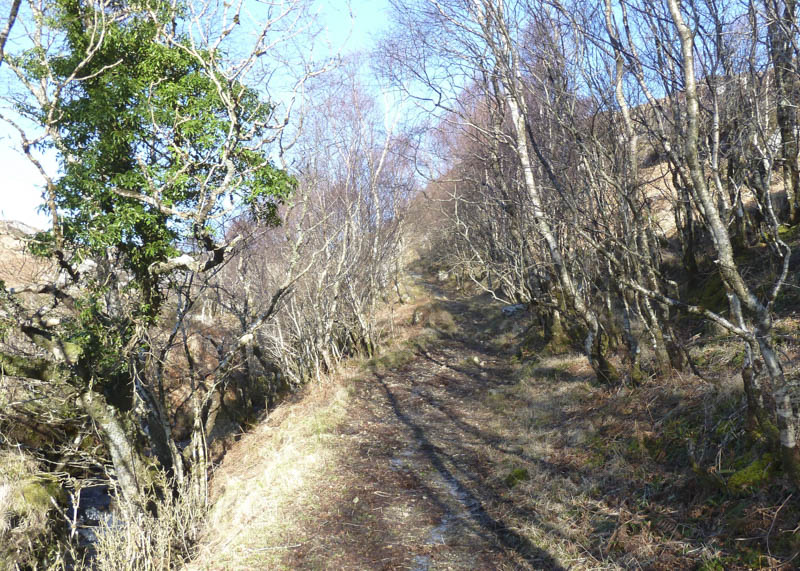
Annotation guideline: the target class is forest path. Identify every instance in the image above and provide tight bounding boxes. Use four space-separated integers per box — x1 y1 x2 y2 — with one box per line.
192 278 800 571
192 280 583 570
262 281 565 569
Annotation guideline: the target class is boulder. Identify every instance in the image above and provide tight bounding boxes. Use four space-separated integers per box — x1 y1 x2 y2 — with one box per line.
501 304 525 317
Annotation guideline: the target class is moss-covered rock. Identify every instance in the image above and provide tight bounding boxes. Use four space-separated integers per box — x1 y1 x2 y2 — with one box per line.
0 451 65 569
688 272 728 316
727 453 776 493
629 362 646 386
427 307 457 334
368 347 416 373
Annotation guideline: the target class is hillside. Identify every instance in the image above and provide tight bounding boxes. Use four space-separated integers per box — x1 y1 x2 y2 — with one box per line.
0 220 51 289
5 0 800 568
186 272 800 570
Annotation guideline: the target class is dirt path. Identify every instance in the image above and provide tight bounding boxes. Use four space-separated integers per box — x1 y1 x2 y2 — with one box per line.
193 279 800 570
264 286 566 570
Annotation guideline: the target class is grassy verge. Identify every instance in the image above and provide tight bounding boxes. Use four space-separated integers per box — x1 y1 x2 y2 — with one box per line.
188 278 442 569
188 379 354 570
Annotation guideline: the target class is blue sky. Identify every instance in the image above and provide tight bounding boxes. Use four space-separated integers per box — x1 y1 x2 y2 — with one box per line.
0 0 391 228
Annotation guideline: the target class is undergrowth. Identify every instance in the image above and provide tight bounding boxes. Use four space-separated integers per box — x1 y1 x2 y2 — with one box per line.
92 472 207 571
499 348 800 568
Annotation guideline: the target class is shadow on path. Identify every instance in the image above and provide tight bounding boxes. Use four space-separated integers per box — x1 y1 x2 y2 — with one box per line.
377 374 567 570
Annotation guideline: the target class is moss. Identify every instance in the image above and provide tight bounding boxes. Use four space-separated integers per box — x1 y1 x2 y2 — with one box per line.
518 326 546 359
771 524 800 553
778 223 800 240
407 330 438 352
698 558 726 571
727 350 745 368
367 347 416 373
543 314 571 355
16 477 64 514
688 273 728 314
629 362 646 386
408 302 457 335
485 391 507 413
1 455 65 569
642 435 667 462
590 331 620 385
504 467 530 488
513 360 538 382
727 453 775 493
0 351 62 383
543 336 570 356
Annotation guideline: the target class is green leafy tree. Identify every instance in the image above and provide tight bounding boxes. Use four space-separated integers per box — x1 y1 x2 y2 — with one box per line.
1 0 301 503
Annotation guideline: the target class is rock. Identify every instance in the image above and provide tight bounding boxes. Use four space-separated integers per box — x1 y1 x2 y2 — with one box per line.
502 304 525 317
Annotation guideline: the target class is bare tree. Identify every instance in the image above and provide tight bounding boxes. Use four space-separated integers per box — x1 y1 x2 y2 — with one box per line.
383 1 620 381
220 64 412 386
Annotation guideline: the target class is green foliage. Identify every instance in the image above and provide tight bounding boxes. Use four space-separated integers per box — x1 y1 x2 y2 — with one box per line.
19 0 293 323
27 231 55 258
3 1 297 537
727 453 776 494
504 467 530 488
777 223 800 240
698 558 726 571
8 0 295 409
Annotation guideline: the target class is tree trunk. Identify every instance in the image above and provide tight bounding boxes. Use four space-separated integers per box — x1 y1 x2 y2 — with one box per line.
545 306 570 354
767 0 800 224
78 391 145 504
669 0 797 484
489 7 611 383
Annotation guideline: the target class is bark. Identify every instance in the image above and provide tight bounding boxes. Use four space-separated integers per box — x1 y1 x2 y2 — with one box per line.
78 391 145 503
0 0 21 68
589 329 620 386
767 0 800 224
137 379 185 485
481 2 612 383
545 306 570 353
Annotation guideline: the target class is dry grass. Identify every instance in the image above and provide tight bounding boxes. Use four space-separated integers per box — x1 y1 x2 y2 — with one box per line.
187 374 355 570
92 472 208 571
481 347 800 569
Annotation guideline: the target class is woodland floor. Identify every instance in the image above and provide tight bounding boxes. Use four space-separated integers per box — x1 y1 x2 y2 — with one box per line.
188 277 800 570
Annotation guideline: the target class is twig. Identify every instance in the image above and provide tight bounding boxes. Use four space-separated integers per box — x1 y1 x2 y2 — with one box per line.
767 493 792 559
244 543 302 552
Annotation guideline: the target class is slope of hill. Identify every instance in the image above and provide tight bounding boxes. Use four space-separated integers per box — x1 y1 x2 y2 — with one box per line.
0 220 52 289
187 273 800 570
